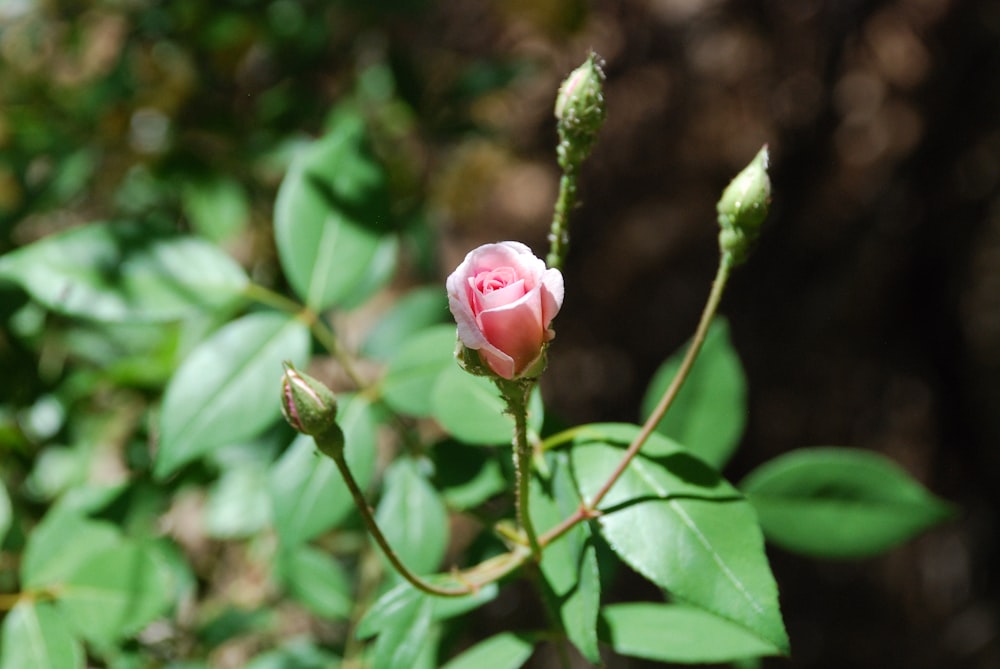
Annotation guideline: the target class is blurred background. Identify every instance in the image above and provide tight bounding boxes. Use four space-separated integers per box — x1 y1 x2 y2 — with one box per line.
1 0 998 667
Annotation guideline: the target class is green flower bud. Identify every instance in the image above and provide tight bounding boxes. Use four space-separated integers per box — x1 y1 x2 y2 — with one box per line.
280 363 344 457
555 52 607 171
717 145 771 265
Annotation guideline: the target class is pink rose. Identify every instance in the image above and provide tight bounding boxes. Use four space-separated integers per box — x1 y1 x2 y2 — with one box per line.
447 242 564 380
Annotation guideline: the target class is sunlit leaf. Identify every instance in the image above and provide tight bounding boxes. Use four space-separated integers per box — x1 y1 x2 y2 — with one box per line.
57 542 173 646
244 639 340 669
740 447 955 558
277 546 353 620
641 317 747 469
380 324 456 417
0 481 11 545
204 463 272 539
155 311 310 478
0 601 83 669
274 109 392 310
375 457 448 579
431 366 544 445
21 512 121 590
440 633 534 669
0 222 249 322
600 602 782 663
570 423 788 653
370 590 434 669
362 286 450 361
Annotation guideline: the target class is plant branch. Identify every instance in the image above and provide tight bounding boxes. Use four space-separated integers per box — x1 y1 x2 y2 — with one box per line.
498 378 543 561
546 171 577 271
326 448 474 597
540 255 733 547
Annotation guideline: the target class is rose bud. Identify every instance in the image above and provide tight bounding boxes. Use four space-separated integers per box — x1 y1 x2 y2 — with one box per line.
554 52 607 171
280 362 342 439
717 145 771 265
446 242 564 380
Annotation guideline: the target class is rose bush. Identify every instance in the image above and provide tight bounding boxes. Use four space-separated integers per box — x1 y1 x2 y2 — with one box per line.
446 241 564 379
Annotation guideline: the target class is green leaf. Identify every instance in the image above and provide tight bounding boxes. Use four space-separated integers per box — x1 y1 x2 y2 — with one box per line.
440 633 534 669
181 175 250 243
356 581 498 640
274 109 391 310
600 602 782 663
21 512 121 590
641 317 747 469
432 440 507 511
0 481 11 545
56 542 173 646
205 463 272 539
336 234 400 310
0 222 249 322
431 366 544 446
530 456 601 663
244 639 340 669
570 423 788 653
278 545 353 620
0 601 84 669
380 324 456 417
270 394 378 546
155 311 311 478
362 286 450 361
740 447 955 558
375 457 448 578
370 590 434 669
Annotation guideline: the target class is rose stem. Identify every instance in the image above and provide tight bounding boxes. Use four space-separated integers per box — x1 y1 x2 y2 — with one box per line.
321 436 473 598
546 170 577 271
539 255 733 548
498 378 543 561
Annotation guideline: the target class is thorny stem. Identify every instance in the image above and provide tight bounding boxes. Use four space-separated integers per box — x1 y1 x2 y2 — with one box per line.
498 378 543 562
546 171 577 271
540 255 733 548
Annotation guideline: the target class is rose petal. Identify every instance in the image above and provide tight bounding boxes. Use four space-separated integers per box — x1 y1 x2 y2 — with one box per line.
477 293 545 378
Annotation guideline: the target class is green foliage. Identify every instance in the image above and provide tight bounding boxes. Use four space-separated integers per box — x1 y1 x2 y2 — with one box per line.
0 222 249 322
570 424 789 654
599 602 781 663
274 108 394 311
0 12 954 667
0 602 84 669
155 311 311 477
740 447 955 558
439 633 534 669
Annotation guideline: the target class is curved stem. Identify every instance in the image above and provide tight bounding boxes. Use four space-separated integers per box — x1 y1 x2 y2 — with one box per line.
541 255 733 547
327 448 474 598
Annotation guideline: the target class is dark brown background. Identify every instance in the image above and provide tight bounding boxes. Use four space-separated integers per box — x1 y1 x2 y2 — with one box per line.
428 1 999 667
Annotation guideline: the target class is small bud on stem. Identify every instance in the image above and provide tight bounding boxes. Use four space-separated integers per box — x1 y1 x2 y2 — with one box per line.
279 362 344 456
555 52 608 172
717 145 772 266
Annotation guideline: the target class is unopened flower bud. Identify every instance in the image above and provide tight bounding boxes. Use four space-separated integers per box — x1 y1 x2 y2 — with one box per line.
717 145 771 265
555 52 607 171
280 363 338 436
